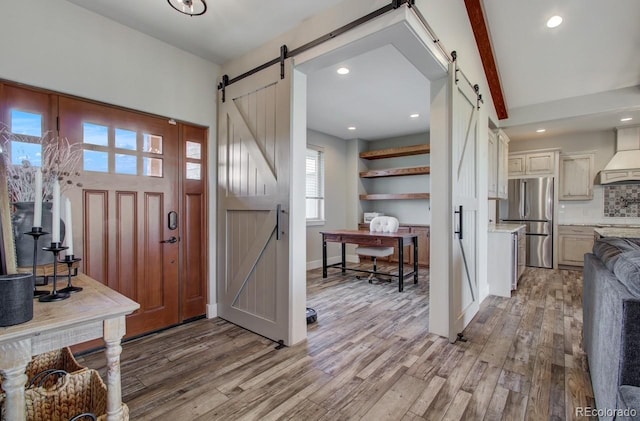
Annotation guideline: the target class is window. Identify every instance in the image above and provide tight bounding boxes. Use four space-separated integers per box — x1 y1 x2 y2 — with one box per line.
306 146 325 225
9 109 43 166
81 122 163 177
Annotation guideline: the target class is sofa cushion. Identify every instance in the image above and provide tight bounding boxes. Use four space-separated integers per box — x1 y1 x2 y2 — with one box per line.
593 238 640 272
613 251 640 297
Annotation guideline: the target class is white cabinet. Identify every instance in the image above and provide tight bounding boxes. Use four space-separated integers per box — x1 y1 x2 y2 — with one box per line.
488 130 498 198
558 225 595 267
488 129 509 199
559 153 595 200
508 151 556 177
488 225 525 297
497 130 509 198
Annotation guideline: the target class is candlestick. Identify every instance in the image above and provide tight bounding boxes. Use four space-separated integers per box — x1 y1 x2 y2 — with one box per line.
51 181 60 243
24 228 49 297
64 197 74 256
59 255 82 294
39 243 70 302
33 168 43 228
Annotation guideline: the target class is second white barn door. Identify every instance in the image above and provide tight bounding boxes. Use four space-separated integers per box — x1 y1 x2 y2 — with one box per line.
449 61 481 342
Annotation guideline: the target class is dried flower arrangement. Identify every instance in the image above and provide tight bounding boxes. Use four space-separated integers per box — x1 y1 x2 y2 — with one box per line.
0 124 83 203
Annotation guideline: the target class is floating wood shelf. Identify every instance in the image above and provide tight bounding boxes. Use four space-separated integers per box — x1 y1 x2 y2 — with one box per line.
359 166 430 178
359 193 430 200
359 144 430 160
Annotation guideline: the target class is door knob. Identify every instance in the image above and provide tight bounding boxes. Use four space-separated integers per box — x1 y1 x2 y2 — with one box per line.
160 236 178 244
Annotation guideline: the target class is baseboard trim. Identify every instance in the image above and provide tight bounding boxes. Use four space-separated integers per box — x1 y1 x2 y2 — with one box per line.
206 303 218 318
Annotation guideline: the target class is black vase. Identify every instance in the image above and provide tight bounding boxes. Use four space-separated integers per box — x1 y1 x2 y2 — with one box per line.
11 202 65 267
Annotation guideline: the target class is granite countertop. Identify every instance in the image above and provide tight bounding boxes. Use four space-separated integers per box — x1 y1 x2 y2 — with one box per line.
488 223 526 233
594 227 640 238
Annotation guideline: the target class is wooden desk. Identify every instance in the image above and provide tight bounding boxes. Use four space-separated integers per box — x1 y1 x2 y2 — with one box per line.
320 229 418 292
0 274 139 421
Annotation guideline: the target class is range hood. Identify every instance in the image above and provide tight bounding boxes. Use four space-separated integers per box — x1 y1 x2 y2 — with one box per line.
599 126 640 184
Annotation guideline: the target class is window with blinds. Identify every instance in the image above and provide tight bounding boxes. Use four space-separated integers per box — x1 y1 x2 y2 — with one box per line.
306 146 324 222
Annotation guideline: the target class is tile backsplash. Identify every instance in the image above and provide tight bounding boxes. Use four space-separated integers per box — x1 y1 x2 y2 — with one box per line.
604 185 640 217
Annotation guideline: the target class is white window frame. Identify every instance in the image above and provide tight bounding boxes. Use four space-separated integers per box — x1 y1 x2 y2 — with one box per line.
306 145 325 226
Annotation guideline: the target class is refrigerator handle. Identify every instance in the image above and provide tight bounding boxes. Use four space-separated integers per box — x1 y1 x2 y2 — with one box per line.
520 181 526 218
523 181 528 218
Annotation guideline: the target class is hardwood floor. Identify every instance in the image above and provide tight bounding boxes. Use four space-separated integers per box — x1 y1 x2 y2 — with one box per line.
78 265 595 420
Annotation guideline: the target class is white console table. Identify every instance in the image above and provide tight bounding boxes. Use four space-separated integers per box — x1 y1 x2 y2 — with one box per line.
0 274 139 421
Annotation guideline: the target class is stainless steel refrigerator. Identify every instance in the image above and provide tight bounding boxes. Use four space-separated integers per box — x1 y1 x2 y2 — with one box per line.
499 177 554 268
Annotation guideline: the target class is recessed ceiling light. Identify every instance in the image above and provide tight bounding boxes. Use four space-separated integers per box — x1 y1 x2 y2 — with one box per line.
536 129 546 133
336 67 350 75
348 126 356 131
546 15 563 28
620 117 633 122
410 113 420 118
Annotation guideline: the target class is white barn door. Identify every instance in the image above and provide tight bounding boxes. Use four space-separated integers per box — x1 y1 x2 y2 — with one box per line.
449 61 480 342
217 61 292 344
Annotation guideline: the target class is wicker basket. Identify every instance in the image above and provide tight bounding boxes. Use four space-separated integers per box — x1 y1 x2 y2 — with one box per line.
24 369 129 421
25 347 85 388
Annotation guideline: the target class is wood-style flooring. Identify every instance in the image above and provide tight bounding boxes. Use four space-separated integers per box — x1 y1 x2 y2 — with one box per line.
78 265 595 420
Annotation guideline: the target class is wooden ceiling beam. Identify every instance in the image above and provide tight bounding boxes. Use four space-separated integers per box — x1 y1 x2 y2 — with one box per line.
464 0 509 120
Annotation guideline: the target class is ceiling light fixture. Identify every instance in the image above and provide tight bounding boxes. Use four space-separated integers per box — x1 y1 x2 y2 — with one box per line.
536 129 546 133
168 0 207 16
348 126 356 131
336 67 350 75
410 113 420 118
546 15 563 28
620 117 633 122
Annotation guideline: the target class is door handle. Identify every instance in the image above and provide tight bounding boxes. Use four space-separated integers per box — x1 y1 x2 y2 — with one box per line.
160 236 178 244
454 205 463 239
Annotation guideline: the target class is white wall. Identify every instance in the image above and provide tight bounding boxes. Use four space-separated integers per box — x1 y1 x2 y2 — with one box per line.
509 130 640 225
306 130 349 269
0 0 221 315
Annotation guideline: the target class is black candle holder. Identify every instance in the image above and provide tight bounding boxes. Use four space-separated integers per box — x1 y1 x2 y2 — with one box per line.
24 227 49 298
39 243 70 302
58 255 82 294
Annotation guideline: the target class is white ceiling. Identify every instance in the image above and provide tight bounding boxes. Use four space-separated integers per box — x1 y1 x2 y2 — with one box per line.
63 0 640 142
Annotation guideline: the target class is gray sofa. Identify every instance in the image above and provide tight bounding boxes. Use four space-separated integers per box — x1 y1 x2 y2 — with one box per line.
584 238 640 420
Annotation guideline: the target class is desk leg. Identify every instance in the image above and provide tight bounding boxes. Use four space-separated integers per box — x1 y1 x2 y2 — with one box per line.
0 339 31 421
341 243 346 274
104 317 126 421
398 238 404 292
322 236 327 278
414 236 419 284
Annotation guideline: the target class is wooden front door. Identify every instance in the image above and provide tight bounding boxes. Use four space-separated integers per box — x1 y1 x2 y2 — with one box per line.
449 61 480 342
217 61 292 344
59 97 180 336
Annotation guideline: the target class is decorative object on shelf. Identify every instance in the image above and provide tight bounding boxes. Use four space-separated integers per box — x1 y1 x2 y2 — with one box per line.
59 255 82 294
39 242 70 302
167 0 207 16
1 124 82 267
0 273 34 326
24 227 50 297
13 202 64 266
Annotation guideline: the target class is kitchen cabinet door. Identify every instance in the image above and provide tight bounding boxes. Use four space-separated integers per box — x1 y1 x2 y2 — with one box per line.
525 151 555 175
497 131 509 199
411 226 430 267
558 225 595 266
559 153 594 200
488 130 498 198
508 155 526 177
